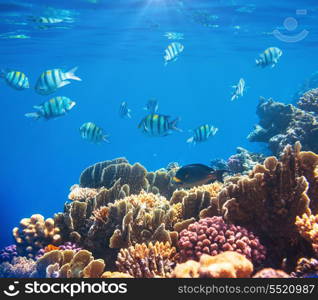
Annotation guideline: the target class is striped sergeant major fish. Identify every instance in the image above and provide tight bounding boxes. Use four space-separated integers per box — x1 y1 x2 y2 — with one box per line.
0 70 29 90
164 42 184 66
231 78 246 101
25 96 76 120
80 122 110 143
143 98 159 114
187 124 218 145
138 114 181 137
28 16 64 24
256 47 283 68
164 32 184 40
35 67 81 95
119 101 132 119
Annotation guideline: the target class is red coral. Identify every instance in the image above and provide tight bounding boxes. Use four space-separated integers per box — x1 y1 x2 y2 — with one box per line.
178 217 266 267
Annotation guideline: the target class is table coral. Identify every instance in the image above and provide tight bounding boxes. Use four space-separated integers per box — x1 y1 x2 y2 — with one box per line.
171 252 253 278
116 242 177 278
13 214 62 258
178 216 266 267
32 249 105 278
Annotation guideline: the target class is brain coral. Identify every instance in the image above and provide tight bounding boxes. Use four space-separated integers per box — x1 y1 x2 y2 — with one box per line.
178 216 266 267
13 214 62 258
116 242 177 278
171 252 253 278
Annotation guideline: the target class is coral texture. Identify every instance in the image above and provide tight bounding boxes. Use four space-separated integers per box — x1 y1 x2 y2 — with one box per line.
101 271 134 278
116 242 177 278
291 257 318 278
13 214 62 258
296 213 318 255
0 245 18 263
171 252 253 278
32 249 105 278
212 143 318 265
0 257 36 278
68 184 99 202
252 268 290 278
297 88 318 114
178 216 266 266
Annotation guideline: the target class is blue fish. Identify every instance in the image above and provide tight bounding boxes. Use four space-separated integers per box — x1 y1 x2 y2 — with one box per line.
80 122 109 143
256 47 283 68
0 70 29 90
187 124 218 145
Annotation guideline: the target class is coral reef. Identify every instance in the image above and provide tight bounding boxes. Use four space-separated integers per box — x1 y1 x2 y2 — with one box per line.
226 147 265 174
116 242 177 278
248 97 318 155
296 213 318 255
178 216 266 267
13 214 62 258
32 249 105 278
212 143 318 267
0 245 18 263
68 184 100 202
294 72 318 101
297 88 318 114
101 271 134 278
171 252 253 278
291 257 318 278
252 268 290 278
0 257 36 278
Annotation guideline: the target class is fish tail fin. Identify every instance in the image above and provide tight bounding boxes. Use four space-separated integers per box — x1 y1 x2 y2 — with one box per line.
210 126 219 136
103 135 110 143
186 137 194 144
127 109 132 119
66 66 82 81
214 170 228 183
170 117 182 132
231 94 237 101
25 112 41 120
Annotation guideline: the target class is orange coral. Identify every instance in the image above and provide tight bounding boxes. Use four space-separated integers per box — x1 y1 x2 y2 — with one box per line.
44 245 60 253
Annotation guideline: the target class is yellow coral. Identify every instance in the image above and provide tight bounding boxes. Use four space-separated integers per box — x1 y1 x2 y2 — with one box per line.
296 213 318 254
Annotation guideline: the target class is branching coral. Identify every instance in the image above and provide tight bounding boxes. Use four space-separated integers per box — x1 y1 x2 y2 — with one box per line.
116 242 177 278
0 257 36 278
32 249 105 278
171 252 253 278
13 214 62 258
296 213 318 255
178 217 266 267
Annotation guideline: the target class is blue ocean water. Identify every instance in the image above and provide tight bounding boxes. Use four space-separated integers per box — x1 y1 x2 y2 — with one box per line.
0 0 317 248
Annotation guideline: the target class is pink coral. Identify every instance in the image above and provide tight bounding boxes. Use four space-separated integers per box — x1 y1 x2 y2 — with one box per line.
178 217 266 267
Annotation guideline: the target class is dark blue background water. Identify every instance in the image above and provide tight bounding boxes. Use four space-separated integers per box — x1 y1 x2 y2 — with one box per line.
0 0 317 248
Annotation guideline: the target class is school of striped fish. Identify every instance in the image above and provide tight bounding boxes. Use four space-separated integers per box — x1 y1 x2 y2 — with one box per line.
0 30 284 145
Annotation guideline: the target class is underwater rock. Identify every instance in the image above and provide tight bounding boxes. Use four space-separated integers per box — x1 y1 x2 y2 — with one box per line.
0 257 36 278
178 216 266 267
116 242 177 278
297 88 318 114
13 214 62 258
213 142 318 266
171 252 253 278
32 249 105 278
252 268 290 278
248 97 318 155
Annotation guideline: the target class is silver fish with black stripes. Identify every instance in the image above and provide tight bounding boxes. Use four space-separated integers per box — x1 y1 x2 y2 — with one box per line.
25 96 76 120
80 122 110 143
35 67 81 95
0 70 29 90
164 42 184 66
256 47 283 68
187 124 218 145
231 78 246 101
138 113 181 137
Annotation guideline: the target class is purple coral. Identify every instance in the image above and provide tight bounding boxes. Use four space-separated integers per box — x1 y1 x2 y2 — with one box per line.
0 257 36 278
0 245 18 263
178 217 266 267
58 242 82 252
